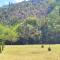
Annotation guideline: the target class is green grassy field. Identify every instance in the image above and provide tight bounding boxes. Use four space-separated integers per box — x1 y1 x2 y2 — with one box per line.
0 44 60 60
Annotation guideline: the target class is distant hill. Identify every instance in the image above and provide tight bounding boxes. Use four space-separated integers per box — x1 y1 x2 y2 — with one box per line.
0 0 54 25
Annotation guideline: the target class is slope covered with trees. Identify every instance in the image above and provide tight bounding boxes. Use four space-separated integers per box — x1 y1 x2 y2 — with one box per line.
0 0 60 44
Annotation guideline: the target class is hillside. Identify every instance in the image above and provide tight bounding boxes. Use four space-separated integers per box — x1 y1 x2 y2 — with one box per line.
0 0 53 25
0 0 60 44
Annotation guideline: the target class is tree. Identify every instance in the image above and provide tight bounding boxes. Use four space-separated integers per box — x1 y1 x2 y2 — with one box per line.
4 28 18 44
14 16 42 44
0 23 18 53
48 5 60 43
0 24 6 53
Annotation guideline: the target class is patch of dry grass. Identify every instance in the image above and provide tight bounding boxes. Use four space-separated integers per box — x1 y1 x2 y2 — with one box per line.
0 44 60 60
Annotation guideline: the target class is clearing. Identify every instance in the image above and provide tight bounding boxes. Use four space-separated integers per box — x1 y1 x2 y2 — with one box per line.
0 44 60 60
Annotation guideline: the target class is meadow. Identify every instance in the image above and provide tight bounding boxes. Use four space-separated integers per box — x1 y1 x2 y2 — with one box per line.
0 44 60 60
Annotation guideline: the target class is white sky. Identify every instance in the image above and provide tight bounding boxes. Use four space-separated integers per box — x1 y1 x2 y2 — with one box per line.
0 0 28 7
15 0 24 2
14 0 28 3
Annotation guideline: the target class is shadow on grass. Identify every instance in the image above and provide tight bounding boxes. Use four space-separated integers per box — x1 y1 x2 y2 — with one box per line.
30 51 41 54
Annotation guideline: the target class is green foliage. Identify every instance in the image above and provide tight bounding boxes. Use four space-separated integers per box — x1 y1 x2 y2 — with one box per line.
0 24 18 42
48 5 60 32
0 0 60 44
4 28 18 42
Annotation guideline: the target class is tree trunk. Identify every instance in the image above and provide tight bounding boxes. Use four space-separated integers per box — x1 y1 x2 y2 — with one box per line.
0 45 2 53
1 41 5 51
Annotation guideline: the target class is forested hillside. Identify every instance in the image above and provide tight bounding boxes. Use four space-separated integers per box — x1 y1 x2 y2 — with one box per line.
0 0 60 44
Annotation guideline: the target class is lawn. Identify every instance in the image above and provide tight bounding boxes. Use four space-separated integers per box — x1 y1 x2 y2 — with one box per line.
0 44 60 60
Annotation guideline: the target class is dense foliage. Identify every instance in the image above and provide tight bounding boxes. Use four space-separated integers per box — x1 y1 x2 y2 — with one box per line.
0 0 60 44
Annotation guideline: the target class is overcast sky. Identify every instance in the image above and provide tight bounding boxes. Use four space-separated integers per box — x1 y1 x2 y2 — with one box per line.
0 0 28 7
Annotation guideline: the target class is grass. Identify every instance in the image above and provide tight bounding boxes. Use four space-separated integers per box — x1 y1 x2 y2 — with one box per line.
0 44 60 60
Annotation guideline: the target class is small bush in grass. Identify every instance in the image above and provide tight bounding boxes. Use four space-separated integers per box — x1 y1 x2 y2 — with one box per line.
48 47 51 51
41 45 44 48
